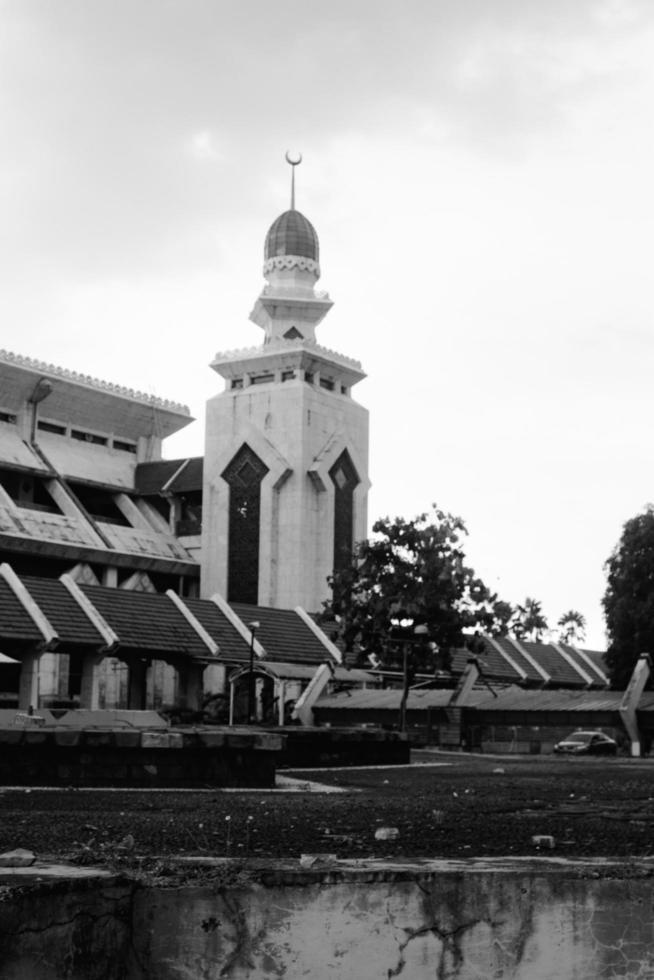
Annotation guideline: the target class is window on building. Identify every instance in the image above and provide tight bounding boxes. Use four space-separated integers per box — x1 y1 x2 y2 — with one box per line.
329 450 360 578
0 411 17 425
231 378 244 390
68 483 130 526
37 420 66 435
175 490 203 536
0 469 63 514
319 377 335 391
304 372 314 384
222 444 269 604
281 370 295 382
112 439 137 454
250 373 274 386
71 429 108 446
284 326 304 340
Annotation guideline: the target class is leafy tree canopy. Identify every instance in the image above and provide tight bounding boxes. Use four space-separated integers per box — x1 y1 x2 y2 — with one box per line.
325 505 504 672
603 505 654 688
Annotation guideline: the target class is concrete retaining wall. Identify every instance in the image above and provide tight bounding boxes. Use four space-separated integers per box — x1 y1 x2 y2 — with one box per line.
2 857 654 978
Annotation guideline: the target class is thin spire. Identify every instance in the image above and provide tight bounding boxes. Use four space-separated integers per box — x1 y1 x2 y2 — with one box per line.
285 150 302 210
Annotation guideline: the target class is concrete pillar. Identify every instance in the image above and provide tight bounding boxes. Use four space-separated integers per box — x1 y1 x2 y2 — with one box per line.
79 652 104 710
619 652 651 756
18 650 41 711
128 658 148 710
179 663 204 712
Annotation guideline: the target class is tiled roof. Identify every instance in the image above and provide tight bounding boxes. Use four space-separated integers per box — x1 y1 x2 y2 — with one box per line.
134 457 203 495
450 637 609 689
171 458 203 493
134 460 184 494
0 578 41 641
451 643 518 682
22 576 103 647
522 641 585 686
183 598 251 663
79 585 209 657
231 602 333 664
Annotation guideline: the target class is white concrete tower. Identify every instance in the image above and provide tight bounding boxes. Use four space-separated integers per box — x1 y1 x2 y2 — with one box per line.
201 155 369 611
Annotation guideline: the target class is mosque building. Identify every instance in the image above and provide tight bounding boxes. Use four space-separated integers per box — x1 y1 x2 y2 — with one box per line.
0 158 370 714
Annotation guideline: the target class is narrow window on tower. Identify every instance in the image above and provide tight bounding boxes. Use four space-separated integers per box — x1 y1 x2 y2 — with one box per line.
222 444 269 603
329 450 360 578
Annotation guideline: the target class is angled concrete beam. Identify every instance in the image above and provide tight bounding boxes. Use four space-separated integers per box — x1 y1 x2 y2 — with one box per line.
0 562 58 650
294 607 343 664
551 642 594 687
208 593 266 659
166 590 220 658
59 573 120 652
506 636 551 685
293 662 335 725
484 634 528 682
571 645 610 687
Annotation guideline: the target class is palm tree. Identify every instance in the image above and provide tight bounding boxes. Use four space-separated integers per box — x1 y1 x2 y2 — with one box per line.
512 597 549 642
557 610 586 646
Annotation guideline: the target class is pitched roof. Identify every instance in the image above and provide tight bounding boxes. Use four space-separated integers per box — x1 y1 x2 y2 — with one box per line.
231 602 333 664
79 585 209 657
21 576 103 647
522 640 586 686
0 577 42 642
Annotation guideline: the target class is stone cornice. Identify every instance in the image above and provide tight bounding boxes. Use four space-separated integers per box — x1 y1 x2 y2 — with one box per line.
212 338 363 373
0 349 190 416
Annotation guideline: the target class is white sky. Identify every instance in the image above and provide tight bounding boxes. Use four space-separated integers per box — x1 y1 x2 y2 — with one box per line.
2 0 654 648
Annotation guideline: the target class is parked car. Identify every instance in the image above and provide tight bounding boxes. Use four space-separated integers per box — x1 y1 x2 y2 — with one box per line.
553 730 618 756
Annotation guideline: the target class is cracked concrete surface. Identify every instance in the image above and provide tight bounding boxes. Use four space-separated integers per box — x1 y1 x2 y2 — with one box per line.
2 858 654 978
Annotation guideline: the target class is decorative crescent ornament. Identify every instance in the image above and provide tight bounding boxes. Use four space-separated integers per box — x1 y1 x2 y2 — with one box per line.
285 150 302 166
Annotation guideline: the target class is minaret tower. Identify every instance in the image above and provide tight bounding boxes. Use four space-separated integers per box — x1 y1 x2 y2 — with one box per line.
201 154 370 611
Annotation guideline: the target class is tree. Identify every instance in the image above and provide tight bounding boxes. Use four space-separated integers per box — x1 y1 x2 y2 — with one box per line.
603 505 654 689
557 610 586 646
324 504 502 672
511 597 549 642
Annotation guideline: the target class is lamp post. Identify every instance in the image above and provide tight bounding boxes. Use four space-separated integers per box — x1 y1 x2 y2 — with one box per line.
246 621 260 725
390 618 430 734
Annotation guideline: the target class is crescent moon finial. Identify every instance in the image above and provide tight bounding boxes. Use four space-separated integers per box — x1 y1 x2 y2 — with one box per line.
285 151 302 208
285 150 302 167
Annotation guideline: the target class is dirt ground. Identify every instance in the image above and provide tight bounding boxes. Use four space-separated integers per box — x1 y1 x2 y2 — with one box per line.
1 751 653 872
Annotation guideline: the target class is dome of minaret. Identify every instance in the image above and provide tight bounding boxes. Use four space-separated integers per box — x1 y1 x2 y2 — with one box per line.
264 210 319 262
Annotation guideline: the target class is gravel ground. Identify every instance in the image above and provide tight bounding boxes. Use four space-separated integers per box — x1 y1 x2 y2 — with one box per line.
1 751 653 870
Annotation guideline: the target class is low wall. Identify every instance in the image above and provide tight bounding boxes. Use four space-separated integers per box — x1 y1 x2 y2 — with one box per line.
2 857 654 978
0 726 283 788
274 726 410 767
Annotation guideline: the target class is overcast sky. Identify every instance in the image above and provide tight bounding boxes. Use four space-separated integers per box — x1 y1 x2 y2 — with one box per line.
2 0 654 647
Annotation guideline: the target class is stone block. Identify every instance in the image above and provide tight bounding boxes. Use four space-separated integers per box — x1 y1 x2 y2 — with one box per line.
24 731 48 745
180 731 200 749
54 730 82 747
198 731 226 749
84 731 115 748
226 733 254 749
114 731 141 748
0 729 23 745
141 732 170 749
254 733 285 752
